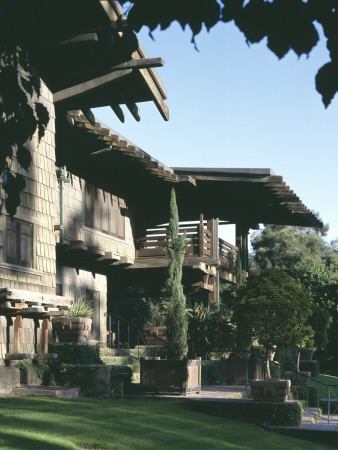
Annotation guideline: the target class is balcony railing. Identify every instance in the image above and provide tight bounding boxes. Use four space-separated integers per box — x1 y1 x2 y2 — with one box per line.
219 238 238 269
136 222 238 268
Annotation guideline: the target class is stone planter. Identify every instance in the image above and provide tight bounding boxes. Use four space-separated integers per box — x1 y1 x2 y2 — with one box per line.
250 379 291 402
52 317 92 344
140 358 201 395
284 370 311 386
221 358 264 384
143 326 167 346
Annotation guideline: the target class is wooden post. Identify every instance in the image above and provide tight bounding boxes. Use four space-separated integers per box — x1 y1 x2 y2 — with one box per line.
6 316 13 354
199 214 204 257
33 318 40 354
14 315 23 354
207 219 216 257
208 276 217 304
41 318 50 354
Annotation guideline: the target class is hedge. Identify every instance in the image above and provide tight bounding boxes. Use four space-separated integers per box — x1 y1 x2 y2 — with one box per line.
187 399 302 427
299 360 320 379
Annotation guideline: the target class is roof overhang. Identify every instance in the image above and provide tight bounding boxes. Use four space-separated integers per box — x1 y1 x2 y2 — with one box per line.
11 0 168 121
56 113 322 230
173 168 322 229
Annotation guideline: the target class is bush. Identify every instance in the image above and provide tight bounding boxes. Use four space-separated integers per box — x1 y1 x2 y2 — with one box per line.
300 360 320 378
290 385 318 407
267 361 282 379
52 344 103 365
187 399 302 427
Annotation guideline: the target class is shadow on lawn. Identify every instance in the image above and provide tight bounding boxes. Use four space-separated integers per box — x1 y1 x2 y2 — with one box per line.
0 431 67 450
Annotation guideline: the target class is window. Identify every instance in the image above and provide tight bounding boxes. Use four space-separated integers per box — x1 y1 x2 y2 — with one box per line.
56 284 63 296
86 289 100 341
85 184 125 239
6 217 32 267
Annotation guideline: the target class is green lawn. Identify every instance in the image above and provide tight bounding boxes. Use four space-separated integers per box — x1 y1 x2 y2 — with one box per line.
0 397 335 449
314 374 338 399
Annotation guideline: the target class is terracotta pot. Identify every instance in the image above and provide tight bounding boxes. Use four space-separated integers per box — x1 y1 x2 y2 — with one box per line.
250 379 291 402
52 317 92 344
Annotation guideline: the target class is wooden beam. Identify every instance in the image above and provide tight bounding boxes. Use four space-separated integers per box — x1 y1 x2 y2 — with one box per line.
53 69 132 104
132 52 169 121
64 58 165 79
60 33 98 46
80 108 96 126
126 103 141 122
110 104 125 123
6 288 72 308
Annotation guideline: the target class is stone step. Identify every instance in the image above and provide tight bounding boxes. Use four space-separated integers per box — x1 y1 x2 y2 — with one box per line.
12 385 80 399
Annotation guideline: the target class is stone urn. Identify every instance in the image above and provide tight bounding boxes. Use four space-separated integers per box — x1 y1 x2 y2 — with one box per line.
299 348 316 361
250 379 291 402
284 370 311 386
52 317 92 344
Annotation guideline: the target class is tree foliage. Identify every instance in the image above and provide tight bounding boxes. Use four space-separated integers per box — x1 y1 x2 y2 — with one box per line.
250 224 336 273
0 45 49 217
187 302 235 357
250 224 338 373
234 269 314 376
164 188 188 360
121 0 338 107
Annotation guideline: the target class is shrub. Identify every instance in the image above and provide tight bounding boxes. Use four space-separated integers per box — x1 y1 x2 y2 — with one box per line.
300 360 320 378
48 344 103 386
290 385 318 407
187 399 302 427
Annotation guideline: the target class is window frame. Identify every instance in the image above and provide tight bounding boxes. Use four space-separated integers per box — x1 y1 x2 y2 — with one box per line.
5 216 33 268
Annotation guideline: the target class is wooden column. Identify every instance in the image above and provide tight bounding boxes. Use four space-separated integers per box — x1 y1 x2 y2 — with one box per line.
208 275 217 304
33 318 40 354
14 315 23 354
207 219 216 257
41 318 50 354
199 214 204 257
6 316 13 353
235 224 250 272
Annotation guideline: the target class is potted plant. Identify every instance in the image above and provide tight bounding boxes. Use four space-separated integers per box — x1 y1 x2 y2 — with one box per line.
143 301 167 347
140 188 201 395
52 297 94 344
234 269 314 402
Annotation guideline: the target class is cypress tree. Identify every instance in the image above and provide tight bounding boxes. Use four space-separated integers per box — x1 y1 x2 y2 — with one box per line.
164 188 188 360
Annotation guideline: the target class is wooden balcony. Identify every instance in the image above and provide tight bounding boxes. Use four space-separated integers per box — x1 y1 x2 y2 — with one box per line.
136 222 238 270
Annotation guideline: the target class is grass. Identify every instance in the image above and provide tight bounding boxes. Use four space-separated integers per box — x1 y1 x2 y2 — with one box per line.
314 374 338 399
0 397 335 449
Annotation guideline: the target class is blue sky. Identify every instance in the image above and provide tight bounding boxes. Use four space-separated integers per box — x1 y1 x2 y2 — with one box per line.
94 20 338 245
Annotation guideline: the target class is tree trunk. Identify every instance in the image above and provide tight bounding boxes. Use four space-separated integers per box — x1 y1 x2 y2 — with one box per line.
266 351 271 378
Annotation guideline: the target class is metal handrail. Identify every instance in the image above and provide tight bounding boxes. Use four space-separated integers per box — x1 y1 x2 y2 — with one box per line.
106 311 168 360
